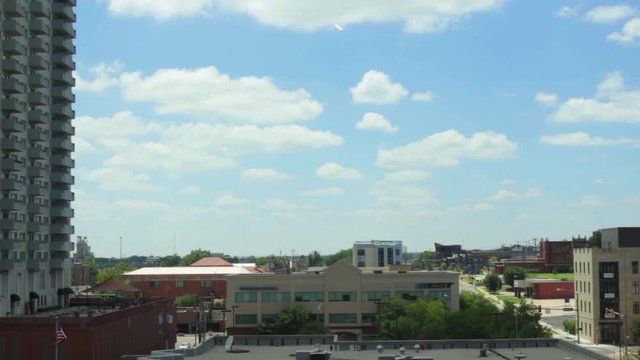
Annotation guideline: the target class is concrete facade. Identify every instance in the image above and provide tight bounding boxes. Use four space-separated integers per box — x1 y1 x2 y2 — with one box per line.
1 0 76 317
352 240 404 268
573 227 640 345
225 260 460 339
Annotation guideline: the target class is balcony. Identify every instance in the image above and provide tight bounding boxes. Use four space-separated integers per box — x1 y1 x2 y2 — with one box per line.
30 19 51 35
50 138 74 151
52 3 75 21
28 147 48 160
28 128 49 142
50 241 74 252
29 92 49 106
27 241 47 251
0 238 16 251
0 259 15 272
51 53 74 70
2 117 26 133
50 258 72 269
2 59 26 74
1 158 22 171
52 20 75 38
3 1 27 17
26 222 47 233
27 203 48 215
2 78 27 93
27 166 48 178
30 1 51 17
0 219 25 231
51 155 74 168
52 36 75 54
27 259 45 272
51 223 74 235
27 184 47 196
2 38 27 55
0 178 25 192
2 19 27 36
29 73 48 88
1 138 23 152
51 206 73 218
29 37 50 53
51 121 75 135
51 70 75 86
2 98 26 113
51 189 74 201
51 87 74 102
0 199 25 212
29 56 49 70
28 109 48 124
51 172 74 184
51 105 74 119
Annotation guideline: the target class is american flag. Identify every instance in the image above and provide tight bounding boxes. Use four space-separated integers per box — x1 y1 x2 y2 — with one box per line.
56 324 67 344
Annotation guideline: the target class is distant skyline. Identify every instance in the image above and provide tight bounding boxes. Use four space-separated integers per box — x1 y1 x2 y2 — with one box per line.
73 1 640 258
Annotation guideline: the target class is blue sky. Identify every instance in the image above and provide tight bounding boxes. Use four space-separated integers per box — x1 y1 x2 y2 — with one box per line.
72 1 640 258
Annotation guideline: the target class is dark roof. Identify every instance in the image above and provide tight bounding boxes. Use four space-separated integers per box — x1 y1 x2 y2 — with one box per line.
85 279 141 293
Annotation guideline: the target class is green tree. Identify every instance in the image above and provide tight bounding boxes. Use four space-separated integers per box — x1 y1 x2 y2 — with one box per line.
404 298 447 339
412 251 436 270
158 255 181 267
307 251 324 267
274 306 310 334
503 267 528 287
96 262 136 284
376 296 409 339
483 273 502 292
445 292 500 339
176 293 198 307
180 248 213 266
299 321 330 334
256 255 289 271
324 249 352 266
563 319 576 335
586 230 602 248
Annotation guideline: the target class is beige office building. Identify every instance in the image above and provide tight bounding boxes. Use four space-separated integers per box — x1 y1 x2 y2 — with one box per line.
573 227 640 345
225 260 459 339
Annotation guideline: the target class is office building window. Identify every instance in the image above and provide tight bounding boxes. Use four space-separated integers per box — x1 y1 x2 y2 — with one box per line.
235 292 257 303
634 301 640 315
357 249 365 256
363 291 391 301
201 280 212 287
378 248 384 266
329 313 357 323
633 261 639 274
294 292 323 302
362 313 376 323
634 281 640 295
428 290 451 300
398 291 422 301
387 248 393 265
175 280 185 288
235 314 258 324
329 292 356 302
261 314 278 323
262 292 290 303
357 261 365 267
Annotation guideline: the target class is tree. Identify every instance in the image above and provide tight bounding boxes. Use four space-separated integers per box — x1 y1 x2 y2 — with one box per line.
563 319 576 335
256 255 289 271
324 249 352 266
377 296 409 339
299 321 330 334
307 251 324 267
412 251 436 270
176 294 198 307
483 273 502 292
445 292 500 339
96 262 136 284
180 248 213 266
274 306 310 334
503 267 528 287
158 255 181 267
586 230 602 248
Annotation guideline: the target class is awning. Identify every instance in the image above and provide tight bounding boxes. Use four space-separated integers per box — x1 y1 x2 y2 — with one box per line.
29 292 39 300
10 294 20 302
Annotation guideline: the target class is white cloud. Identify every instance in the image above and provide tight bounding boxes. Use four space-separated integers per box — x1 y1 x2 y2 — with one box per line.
119 66 323 124
584 4 635 24
106 0 503 33
299 187 344 197
74 60 124 92
539 132 639 146
370 185 436 208
412 91 434 102
350 70 409 104
356 112 398 133
316 162 362 180
534 92 558 105
75 111 160 140
581 195 604 206
179 186 201 194
487 189 520 201
524 188 543 198
555 6 578 18
550 72 640 122
262 198 312 211
376 129 517 168
242 168 290 181
83 167 161 192
607 17 640 44
383 170 430 182
500 179 515 185
213 193 249 207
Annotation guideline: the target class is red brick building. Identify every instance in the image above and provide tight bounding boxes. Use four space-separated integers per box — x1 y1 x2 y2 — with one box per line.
525 279 574 299
0 298 176 360
494 237 586 274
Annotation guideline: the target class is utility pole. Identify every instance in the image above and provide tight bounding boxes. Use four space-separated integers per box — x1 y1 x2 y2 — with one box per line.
119 236 122 260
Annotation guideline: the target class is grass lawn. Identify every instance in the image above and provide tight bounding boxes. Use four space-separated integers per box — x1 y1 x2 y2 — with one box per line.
527 273 574 281
497 295 526 305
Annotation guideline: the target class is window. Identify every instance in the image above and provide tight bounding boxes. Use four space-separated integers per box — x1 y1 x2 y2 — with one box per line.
329 313 357 324
634 281 640 295
398 291 422 301
361 313 376 323
634 301 640 315
262 292 290 303
175 280 185 288
363 291 391 301
387 248 393 265
261 314 278 323
235 292 257 303
149 281 160 288
357 249 365 256
378 248 384 267
201 280 212 287
428 290 451 300
633 261 639 274
235 314 258 324
357 261 365 267
329 291 356 302
294 292 323 302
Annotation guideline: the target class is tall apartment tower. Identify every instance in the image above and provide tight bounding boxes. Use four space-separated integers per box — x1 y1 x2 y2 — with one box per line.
1 0 75 316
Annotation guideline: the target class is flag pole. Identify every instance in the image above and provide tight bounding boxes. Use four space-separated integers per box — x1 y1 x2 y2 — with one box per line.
54 316 59 360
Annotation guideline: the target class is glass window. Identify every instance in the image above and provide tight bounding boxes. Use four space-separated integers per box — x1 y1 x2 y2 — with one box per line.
262 292 290 303
329 313 357 323
362 313 376 323
149 281 159 288
363 291 391 301
235 292 257 303
634 281 640 295
235 314 258 324
633 261 639 274
175 280 185 288
201 280 212 287
634 301 640 315
428 290 451 300
397 291 422 301
329 292 356 302
261 314 278 323
294 292 324 302
357 249 365 256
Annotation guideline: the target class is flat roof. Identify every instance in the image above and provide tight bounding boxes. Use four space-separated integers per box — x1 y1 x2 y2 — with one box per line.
124 266 255 276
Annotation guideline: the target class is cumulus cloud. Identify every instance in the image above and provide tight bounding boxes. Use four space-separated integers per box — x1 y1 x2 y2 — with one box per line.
376 129 517 168
581 195 604 206
350 70 409 104
106 0 503 33
534 92 558 105
316 162 362 180
554 6 578 18
242 168 290 181
75 60 124 92
214 193 249 207
550 72 640 122
382 170 430 182
607 17 640 44
412 91 434 102
539 132 639 146
75 111 161 140
120 66 323 124
179 186 201 194
262 198 312 211
299 187 344 197
355 112 398 133
500 179 515 185
370 185 436 208
83 167 161 192
487 189 520 201
584 4 635 24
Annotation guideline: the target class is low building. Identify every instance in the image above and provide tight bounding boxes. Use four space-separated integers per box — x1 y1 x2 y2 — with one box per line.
352 240 404 268
519 279 574 299
494 237 586 274
225 260 460 340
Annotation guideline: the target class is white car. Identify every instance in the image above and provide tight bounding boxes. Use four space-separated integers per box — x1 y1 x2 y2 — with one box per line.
178 343 190 349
